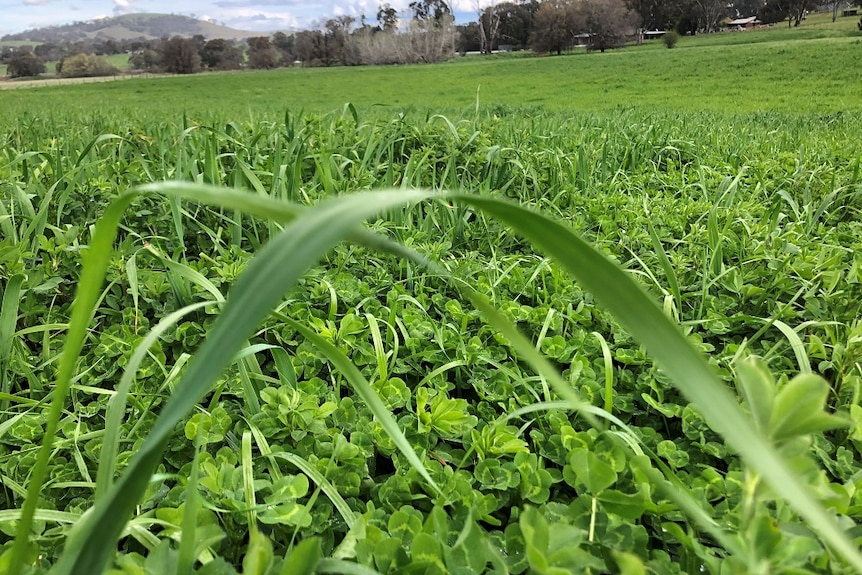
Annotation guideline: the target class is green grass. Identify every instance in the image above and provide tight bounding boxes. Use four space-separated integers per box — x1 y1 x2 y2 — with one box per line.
2 34 861 113
2 27 862 575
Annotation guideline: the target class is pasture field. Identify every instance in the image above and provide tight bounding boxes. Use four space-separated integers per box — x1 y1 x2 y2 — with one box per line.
1 32 861 114
1 28 862 575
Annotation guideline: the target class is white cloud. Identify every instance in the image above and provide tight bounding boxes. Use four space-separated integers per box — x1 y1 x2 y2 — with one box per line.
218 7 302 30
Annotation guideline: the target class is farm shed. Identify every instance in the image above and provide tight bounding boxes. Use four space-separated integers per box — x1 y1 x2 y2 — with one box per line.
727 16 762 29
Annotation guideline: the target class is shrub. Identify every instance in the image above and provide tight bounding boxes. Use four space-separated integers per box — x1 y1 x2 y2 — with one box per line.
6 51 46 78
58 53 120 78
663 30 680 48
158 36 202 74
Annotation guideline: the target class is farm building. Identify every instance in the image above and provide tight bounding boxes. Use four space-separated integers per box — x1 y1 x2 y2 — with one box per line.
726 16 763 29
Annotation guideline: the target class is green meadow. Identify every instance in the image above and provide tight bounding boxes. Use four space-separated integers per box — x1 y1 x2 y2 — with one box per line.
1 24 862 575
2 32 862 114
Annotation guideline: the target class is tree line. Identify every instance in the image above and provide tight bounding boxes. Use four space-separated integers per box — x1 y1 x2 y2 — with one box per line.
3 0 845 78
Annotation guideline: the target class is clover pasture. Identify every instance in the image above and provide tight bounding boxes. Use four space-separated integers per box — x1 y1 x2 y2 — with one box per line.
1 47 862 574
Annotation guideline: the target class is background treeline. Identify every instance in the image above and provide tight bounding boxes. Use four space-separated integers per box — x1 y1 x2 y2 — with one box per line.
2 0 855 78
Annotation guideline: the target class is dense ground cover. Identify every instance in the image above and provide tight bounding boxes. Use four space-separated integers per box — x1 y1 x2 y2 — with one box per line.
2 28 862 575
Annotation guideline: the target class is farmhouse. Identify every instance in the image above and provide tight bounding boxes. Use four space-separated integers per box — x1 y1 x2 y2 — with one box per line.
727 16 762 30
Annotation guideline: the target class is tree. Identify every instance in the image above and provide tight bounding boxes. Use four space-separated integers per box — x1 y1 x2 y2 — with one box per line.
377 3 400 31
247 36 279 69
529 0 580 55
625 0 687 30
34 42 66 62
294 30 326 66
158 36 202 74
6 51 46 78
785 0 815 26
495 1 540 50
324 16 356 65
692 0 729 32
728 0 765 18
456 22 482 54
201 39 244 70
580 0 639 51
406 7 456 63
662 29 680 47
477 0 502 54
830 0 852 22
1 46 16 63
129 49 161 72
272 31 296 65
758 0 813 26
94 39 121 55
191 34 207 55
410 0 453 25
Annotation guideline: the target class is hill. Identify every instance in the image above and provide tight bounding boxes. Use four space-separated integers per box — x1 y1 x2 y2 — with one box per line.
1 13 262 43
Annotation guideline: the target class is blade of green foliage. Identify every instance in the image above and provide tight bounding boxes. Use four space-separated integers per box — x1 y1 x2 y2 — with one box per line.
271 452 357 529
280 537 322 575
0 274 24 405
245 418 283 482
646 216 681 317
244 530 275 575
316 559 384 575
770 319 812 375
593 332 615 418
241 431 258 533
0 509 81 524
733 357 775 435
177 434 204 575
49 187 433 575
142 244 225 303
446 193 862 570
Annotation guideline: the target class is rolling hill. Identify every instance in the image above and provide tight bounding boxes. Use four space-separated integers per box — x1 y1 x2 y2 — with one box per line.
1 13 262 43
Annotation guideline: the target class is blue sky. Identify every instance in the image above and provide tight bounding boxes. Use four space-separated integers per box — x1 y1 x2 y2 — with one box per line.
0 0 477 37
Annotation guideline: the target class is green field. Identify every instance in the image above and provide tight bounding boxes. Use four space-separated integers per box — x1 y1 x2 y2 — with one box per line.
1 34 861 113
2 25 862 575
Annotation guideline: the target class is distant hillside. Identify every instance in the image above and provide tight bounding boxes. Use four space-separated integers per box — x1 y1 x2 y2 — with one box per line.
1 13 261 43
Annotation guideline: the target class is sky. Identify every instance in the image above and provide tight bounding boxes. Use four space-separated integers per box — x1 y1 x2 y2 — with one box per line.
0 0 478 37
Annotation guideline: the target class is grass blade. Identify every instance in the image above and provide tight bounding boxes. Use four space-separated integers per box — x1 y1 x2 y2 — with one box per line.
1 274 24 406
769 319 812 375
271 452 358 529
